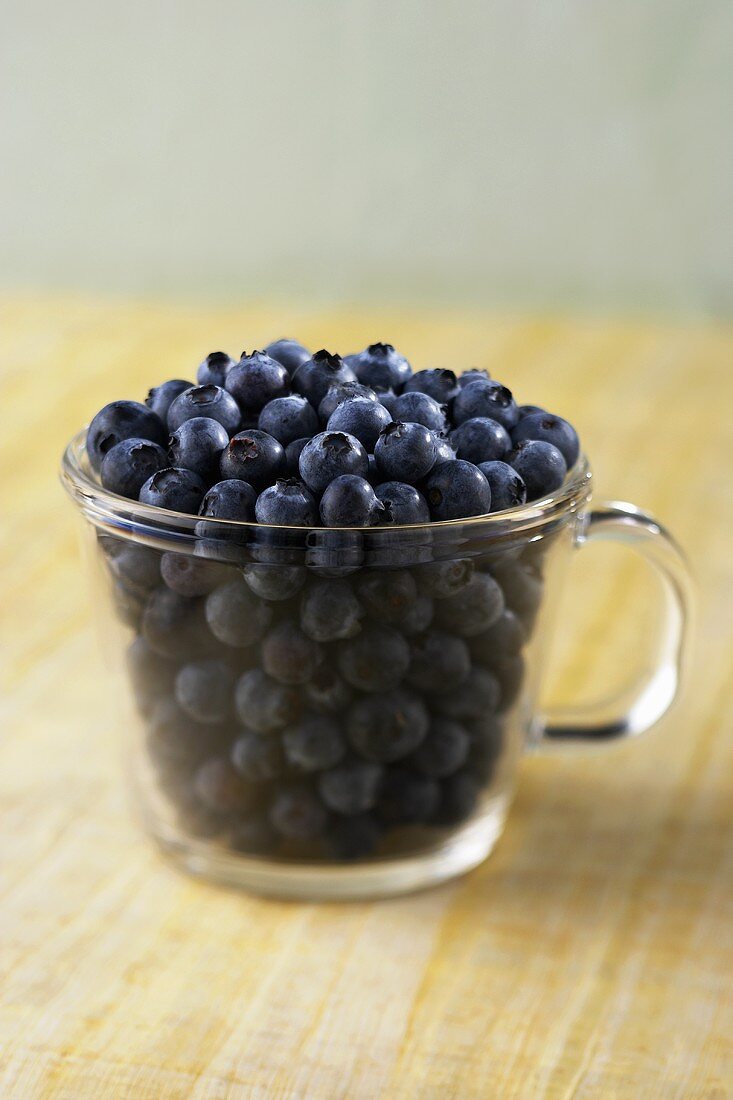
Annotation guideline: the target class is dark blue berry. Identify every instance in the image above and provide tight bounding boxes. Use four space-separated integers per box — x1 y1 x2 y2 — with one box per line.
376 769 439 825
305 529 364 577
432 771 479 826
197 351 236 387
374 481 430 525
492 561 544 630
326 396 392 450
262 620 323 684
168 416 230 479
346 688 429 762
377 390 399 416
283 716 346 772
400 593 435 635
347 343 412 392
416 557 474 597
320 475 385 527
126 636 176 711
255 479 318 526
509 440 567 500
469 609 526 663
494 654 525 710
317 759 383 815
452 379 518 431
284 437 311 477
225 351 290 412
235 669 301 732
411 718 470 778
100 437 168 498
270 785 326 839
517 403 546 419
511 411 580 468
299 431 368 495
300 578 364 641
327 814 381 859
403 368 459 405
196 479 257 540
354 570 418 623
160 551 229 597
317 381 378 423
87 400 167 471
435 572 504 636
258 395 319 445
106 541 161 596
146 379 194 420
435 668 500 719
458 368 491 387
390 391 446 431
449 417 511 464
338 623 410 692
406 630 471 693
142 587 209 660
264 338 311 376
139 467 206 513
423 460 492 520
167 384 241 434
303 665 354 713
229 815 278 855
242 562 306 601
477 460 527 511
193 757 248 813
220 430 285 488
205 579 272 646
432 431 456 464
175 659 233 724
231 728 284 782
292 349 356 407
374 421 437 484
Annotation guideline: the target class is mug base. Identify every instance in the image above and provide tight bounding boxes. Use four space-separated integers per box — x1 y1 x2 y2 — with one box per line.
147 795 510 901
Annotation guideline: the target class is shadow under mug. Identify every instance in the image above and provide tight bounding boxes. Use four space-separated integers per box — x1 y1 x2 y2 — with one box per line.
61 432 693 900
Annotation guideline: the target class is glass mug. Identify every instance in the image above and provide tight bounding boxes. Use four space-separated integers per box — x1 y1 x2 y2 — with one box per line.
61 431 692 900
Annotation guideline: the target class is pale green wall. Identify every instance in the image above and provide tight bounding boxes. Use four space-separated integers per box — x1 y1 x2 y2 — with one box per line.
2 0 731 314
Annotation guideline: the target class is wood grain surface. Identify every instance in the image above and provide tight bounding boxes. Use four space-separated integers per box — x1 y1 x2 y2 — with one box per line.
1 296 732 1098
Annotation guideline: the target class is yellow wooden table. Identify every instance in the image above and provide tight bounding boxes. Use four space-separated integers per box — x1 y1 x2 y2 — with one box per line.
2 296 732 1098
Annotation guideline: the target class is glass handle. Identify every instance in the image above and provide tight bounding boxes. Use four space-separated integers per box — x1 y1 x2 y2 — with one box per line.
532 501 694 747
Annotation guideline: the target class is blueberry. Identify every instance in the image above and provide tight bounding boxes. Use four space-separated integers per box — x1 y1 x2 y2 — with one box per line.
354 570 418 623
338 624 410 692
374 482 430 525
300 578 364 641
229 815 278 855
303 665 354 713
255 478 318 526
231 728 284 782
264 338 311 377
235 669 301 733
284 437 311 477
317 759 383 815
377 390 399 416
435 572 504 636
257 394 319 445
400 593 435 635
283 715 346 772
160 551 230 597
509 440 567 500
390 391 446 431
431 432 456 464
262 620 323 684
492 562 544 629
469 609 526 664
167 384 241 434
87 400 167 471
292 349 357 407
305 529 364 577
449 417 511 464
146 379 194 420
458 368 491 388
197 351 236 387
270 785 327 839
346 688 428 762
476 460 527 511
402 368 459 405
327 814 381 860
376 769 439 825
416 557 474 597
411 718 470 778
139 467 206 513
142 587 209 659
205 578 272 646
374 422 436 484
435 668 500 719
146 698 214 773
406 630 471 693
493 654 525 710
220 430 285 489
318 381 379 423
326 396 392 450
320 475 385 527
242 562 306 601
198 479 257 522
517 403 546 419
299 431 368 495
193 757 249 814
126 636 177 711
100 437 168 499
511 411 580 468
432 771 480 826
175 659 233 724
465 715 504 782
168 416 230 479
225 351 290 413
452 379 518 431
347 343 412 392
423 460 492 520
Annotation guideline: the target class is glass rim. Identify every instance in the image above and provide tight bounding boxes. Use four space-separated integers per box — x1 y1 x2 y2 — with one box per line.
60 428 593 537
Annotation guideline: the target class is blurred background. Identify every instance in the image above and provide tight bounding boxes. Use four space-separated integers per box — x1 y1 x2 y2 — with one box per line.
1 0 731 316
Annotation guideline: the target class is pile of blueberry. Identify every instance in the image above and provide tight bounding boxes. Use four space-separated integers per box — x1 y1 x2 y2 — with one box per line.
87 339 579 862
